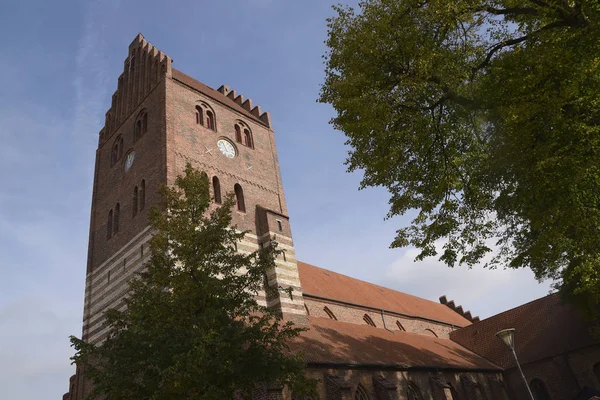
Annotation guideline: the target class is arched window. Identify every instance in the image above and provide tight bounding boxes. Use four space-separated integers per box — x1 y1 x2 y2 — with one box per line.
114 203 120 234
243 128 253 148
212 176 221 204
133 186 139 216
235 124 242 143
206 110 215 131
473 385 486 400
139 180 146 211
111 136 123 167
424 328 438 337
354 384 369 400
363 314 376 327
234 183 245 212
594 362 600 385
107 209 113 239
134 111 147 141
530 379 550 400
396 321 406 331
407 382 423 400
196 105 204 125
323 306 337 320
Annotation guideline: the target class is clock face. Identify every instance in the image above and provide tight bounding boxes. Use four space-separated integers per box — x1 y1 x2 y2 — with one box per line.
124 151 135 172
217 139 236 158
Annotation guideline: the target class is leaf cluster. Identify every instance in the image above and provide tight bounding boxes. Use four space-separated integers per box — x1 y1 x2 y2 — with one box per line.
320 0 600 316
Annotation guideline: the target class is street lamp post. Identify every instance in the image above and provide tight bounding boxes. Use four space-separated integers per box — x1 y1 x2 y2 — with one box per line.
496 328 535 400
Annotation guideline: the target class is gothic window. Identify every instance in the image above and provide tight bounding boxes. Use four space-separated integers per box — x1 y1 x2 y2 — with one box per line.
407 382 423 400
363 314 376 327
594 362 600 384
107 209 113 239
196 106 204 125
323 306 337 320
354 384 369 400
234 183 245 212
530 379 550 400
110 135 123 167
396 321 406 331
424 328 438 337
114 203 120 234
134 110 148 141
235 124 242 143
139 180 146 211
196 102 216 131
243 128 253 148
212 176 221 204
133 186 139 216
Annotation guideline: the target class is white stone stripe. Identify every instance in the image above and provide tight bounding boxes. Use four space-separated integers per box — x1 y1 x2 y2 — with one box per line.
91 226 152 276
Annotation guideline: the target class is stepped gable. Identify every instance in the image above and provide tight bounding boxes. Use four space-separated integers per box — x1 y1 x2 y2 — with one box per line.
170 69 271 128
297 262 471 327
292 317 500 370
450 293 595 369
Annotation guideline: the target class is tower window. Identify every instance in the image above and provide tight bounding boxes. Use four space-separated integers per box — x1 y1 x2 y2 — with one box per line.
243 128 253 148
114 203 120 234
276 220 283 232
206 110 215 131
134 110 147 141
110 136 124 167
234 183 245 212
363 314 376 327
235 124 242 143
323 306 337 320
196 106 204 125
107 209 113 239
139 180 146 211
133 186 139 216
212 176 222 204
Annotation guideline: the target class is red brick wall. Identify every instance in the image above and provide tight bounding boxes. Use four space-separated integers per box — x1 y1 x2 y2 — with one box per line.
304 297 456 339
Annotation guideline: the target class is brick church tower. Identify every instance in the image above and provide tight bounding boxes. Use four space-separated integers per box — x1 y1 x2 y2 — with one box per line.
69 34 306 399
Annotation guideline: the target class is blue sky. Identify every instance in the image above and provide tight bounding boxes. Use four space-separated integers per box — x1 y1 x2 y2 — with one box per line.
0 0 552 398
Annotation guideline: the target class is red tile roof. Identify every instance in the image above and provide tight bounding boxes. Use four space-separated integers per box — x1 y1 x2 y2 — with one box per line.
291 317 500 371
450 293 594 369
297 262 471 327
171 69 267 127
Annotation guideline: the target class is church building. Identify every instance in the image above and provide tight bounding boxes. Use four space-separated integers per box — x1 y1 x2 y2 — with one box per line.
63 34 600 400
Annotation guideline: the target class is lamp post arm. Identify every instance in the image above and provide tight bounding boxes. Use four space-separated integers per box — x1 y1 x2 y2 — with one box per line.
511 348 535 400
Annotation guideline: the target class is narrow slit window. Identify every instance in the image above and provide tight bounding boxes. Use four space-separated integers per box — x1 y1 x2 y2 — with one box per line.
212 176 222 204
196 106 204 125
235 124 242 143
323 306 337 320
276 220 283 232
234 183 245 212
363 314 376 327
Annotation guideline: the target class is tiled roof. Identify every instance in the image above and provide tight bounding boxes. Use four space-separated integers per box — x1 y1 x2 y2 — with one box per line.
450 293 594 369
171 69 267 127
291 317 500 371
297 262 471 327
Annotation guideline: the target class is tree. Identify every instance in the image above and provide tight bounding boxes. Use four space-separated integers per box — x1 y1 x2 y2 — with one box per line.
320 0 600 315
70 164 315 399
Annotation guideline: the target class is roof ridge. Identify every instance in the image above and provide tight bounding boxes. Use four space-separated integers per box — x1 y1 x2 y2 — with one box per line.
471 292 559 324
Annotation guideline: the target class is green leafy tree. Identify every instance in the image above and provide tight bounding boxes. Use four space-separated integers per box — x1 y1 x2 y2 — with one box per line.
320 0 600 315
70 164 314 399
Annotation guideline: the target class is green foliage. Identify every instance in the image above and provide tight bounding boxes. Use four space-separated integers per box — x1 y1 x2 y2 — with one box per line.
70 164 315 399
320 0 600 316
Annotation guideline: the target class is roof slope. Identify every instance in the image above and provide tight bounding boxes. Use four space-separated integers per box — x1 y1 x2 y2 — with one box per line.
171 69 266 126
450 293 594 369
297 262 470 327
291 317 500 371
